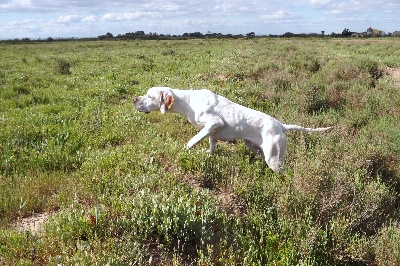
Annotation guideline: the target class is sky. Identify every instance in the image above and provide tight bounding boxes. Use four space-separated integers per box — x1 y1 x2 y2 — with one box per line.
0 0 399 39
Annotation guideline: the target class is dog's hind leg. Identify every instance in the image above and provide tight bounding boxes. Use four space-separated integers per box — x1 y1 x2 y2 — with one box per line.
206 136 217 154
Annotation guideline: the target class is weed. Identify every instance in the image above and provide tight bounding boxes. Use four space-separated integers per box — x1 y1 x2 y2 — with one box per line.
53 58 71 75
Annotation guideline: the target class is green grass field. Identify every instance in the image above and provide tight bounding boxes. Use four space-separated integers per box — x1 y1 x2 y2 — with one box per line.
1 38 400 265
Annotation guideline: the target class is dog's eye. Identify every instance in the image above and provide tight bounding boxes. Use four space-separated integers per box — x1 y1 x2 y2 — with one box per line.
147 95 152 98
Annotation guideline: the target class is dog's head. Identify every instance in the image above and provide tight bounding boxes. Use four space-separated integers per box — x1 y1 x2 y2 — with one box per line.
133 87 175 114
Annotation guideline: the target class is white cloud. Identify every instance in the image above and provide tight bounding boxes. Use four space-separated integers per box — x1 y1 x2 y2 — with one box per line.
101 12 157 21
309 0 333 7
330 9 345 14
57 15 81 23
261 10 301 22
101 13 123 21
0 0 31 11
82 15 97 22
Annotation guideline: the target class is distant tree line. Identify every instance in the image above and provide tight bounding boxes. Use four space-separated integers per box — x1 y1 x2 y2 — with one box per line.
98 31 256 40
96 28 394 40
2 28 397 43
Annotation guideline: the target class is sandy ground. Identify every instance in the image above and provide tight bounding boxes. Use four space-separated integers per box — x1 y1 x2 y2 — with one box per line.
387 67 400 85
14 212 50 234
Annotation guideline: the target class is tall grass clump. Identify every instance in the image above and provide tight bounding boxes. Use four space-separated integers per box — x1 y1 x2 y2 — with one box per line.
53 58 72 75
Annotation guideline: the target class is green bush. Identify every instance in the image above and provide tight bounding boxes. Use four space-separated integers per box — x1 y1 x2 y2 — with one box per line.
53 58 71 75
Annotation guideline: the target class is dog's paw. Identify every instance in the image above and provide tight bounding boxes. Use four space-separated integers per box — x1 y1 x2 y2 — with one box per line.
185 143 192 150
186 140 196 150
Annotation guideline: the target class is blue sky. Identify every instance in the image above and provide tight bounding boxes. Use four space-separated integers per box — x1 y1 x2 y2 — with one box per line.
0 0 399 39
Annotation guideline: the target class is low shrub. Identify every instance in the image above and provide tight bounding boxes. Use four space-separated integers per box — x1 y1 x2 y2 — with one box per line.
53 58 71 75
374 222 400 266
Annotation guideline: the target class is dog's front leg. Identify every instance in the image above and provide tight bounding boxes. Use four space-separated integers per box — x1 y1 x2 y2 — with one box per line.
186 117 224 150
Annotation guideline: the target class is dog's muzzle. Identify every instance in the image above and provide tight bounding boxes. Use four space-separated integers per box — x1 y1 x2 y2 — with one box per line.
133 97 150 114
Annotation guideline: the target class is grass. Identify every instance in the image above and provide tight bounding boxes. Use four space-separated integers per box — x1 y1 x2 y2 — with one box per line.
0 37 400 265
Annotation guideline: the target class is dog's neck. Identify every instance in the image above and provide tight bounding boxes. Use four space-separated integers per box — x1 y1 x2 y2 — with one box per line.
166 89 195 116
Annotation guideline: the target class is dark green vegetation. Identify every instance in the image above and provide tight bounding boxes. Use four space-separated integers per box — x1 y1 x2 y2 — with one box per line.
1 38 400 265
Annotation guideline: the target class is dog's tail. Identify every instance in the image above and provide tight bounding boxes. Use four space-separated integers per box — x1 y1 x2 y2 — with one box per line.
283 124 334 133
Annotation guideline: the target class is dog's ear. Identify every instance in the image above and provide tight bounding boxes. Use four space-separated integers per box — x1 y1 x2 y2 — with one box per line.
159 91 175 114
164 94 175 110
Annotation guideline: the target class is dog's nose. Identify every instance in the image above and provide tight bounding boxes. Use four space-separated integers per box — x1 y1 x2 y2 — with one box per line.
133 97 140 108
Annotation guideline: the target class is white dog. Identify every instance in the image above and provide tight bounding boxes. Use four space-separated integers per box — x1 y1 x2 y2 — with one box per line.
134 87 333 173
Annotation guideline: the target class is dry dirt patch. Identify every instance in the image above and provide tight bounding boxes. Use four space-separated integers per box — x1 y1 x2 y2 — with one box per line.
14 212 50 234
387 67 400 86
